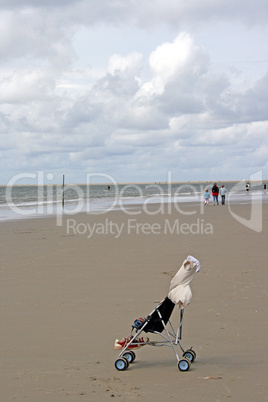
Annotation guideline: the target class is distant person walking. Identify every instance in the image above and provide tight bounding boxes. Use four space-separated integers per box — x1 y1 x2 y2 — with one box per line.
246 182 250 193
204 189 210 205
264 183 266 193
219 185 227 205
211 183 219 205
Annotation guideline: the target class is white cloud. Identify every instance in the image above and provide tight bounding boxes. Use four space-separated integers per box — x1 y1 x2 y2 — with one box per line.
135 33 208 98
0 69 55 103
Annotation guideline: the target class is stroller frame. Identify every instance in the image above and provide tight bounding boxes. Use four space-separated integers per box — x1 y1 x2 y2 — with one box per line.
115 297 196 371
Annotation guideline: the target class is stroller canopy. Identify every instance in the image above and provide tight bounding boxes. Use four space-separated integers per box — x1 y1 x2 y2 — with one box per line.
168 255 201 308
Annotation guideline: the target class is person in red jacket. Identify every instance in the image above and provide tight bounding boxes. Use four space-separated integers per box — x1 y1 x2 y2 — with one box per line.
212 182 219 205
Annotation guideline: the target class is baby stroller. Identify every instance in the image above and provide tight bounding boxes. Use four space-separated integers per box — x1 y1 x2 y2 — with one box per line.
114 256 200 372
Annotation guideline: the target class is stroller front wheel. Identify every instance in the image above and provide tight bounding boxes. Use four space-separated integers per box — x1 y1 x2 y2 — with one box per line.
115 357 129 371
178 357 191 371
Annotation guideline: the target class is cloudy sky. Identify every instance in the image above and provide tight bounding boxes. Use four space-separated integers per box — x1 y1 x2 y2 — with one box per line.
0 0 267 185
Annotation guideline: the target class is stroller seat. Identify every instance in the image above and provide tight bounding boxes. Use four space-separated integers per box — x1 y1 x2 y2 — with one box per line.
143 297 175 333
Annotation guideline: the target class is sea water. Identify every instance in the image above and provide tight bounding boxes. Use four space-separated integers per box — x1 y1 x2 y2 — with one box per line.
0 181 266 221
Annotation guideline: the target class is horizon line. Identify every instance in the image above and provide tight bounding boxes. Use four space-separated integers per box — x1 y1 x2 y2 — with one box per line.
1 179 267 187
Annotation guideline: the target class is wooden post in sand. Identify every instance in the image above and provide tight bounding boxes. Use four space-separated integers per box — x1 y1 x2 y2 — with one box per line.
62 174 65 209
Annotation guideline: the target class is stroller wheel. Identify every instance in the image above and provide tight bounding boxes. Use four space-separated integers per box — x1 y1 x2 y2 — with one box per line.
129 350 136 362
178 357 191 371
183 349 196 362
115 357 129 371
123 350 136 363
191 349 196 360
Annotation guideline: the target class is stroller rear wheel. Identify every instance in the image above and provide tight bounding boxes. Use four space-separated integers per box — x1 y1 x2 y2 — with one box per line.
115 357 129 371
183 349 196 362
178 357 191 371
123 350 136 363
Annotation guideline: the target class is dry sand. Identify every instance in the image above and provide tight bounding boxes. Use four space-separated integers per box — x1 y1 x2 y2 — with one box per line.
1 201 267 401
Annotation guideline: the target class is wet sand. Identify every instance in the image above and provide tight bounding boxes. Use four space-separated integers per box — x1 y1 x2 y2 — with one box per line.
1 201 267 401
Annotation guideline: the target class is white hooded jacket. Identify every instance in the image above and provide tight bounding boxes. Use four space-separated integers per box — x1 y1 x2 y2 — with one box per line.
168 255 200 308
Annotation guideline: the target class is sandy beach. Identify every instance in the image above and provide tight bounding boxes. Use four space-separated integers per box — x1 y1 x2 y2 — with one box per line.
1 200 267 401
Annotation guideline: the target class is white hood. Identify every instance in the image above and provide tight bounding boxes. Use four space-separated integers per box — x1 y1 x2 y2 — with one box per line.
168 255 201 308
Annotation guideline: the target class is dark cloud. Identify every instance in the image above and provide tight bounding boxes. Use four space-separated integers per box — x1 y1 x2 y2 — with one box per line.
0 0 78 9
237 73 268 122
